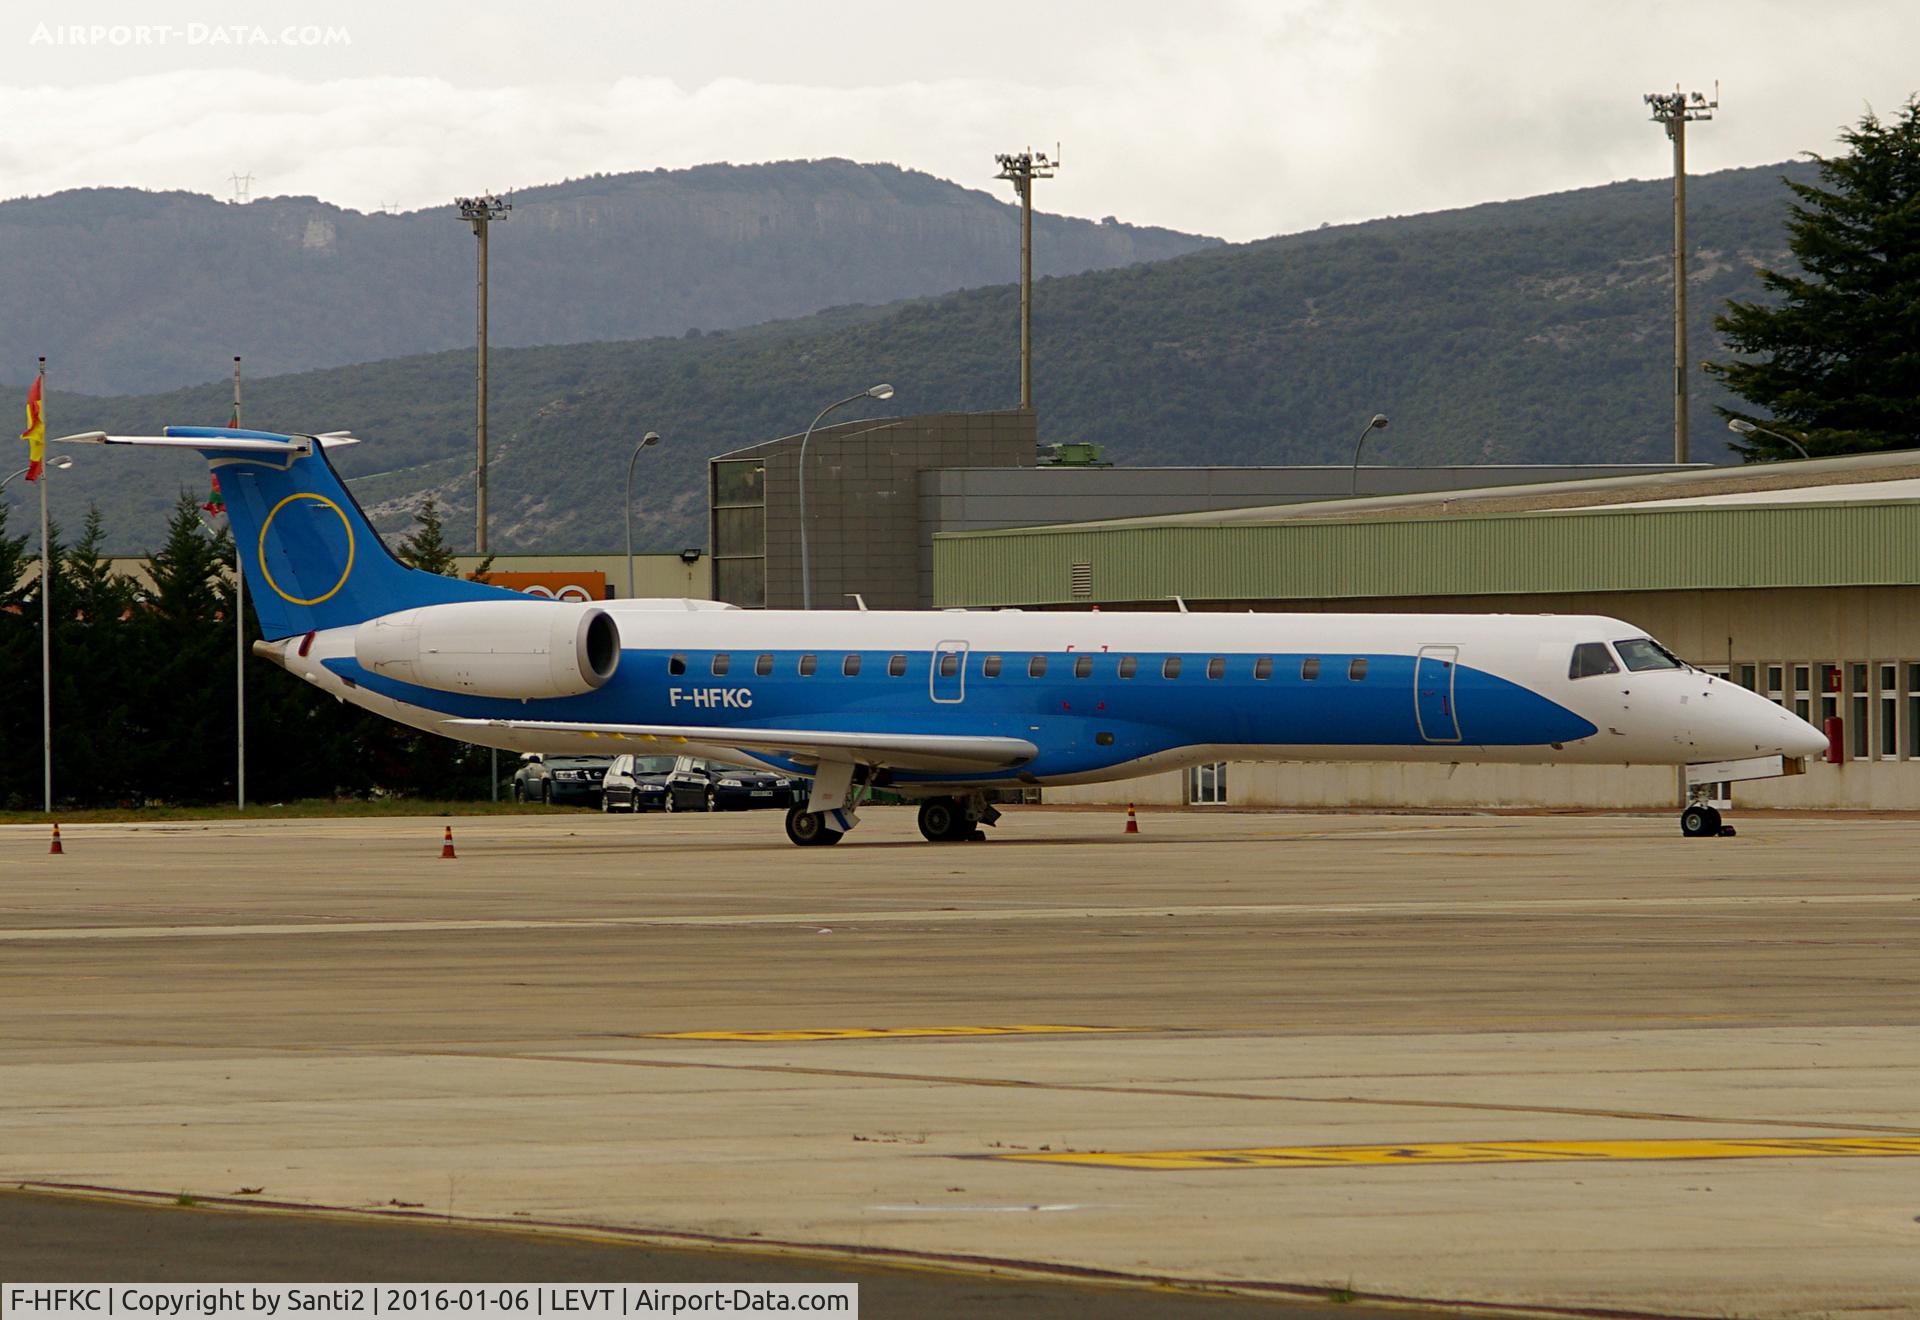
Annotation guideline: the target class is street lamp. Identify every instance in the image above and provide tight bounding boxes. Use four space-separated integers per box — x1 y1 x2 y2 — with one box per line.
1 453 71 492
1727 417 1811 460
625 430 662 598
798 383 894 610
1349 414 1390 495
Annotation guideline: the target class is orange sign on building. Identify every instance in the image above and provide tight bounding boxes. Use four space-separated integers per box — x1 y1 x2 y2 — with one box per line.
479 570 609 602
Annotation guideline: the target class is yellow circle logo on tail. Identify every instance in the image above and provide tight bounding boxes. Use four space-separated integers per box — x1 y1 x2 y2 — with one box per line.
257 493 355 605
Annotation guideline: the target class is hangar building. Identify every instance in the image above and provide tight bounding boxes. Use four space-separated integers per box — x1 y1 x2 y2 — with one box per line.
932 450 1920 812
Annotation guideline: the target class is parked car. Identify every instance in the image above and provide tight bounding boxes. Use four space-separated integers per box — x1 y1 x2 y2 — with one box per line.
511 753 614 808
600 754 677 813
662 756 800 812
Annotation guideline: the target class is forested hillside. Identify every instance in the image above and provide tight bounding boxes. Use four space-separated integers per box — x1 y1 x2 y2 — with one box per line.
12 161 1815 556
0 160 1215 395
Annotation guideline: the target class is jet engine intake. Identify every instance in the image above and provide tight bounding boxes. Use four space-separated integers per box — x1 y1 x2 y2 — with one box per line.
354 600 620 698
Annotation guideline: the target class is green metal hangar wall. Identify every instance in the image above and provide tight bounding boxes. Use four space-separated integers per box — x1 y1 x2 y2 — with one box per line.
932 450 1920 812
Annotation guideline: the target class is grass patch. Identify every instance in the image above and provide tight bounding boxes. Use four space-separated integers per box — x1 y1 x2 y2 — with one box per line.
173 1192 198 1207
0 799 572 825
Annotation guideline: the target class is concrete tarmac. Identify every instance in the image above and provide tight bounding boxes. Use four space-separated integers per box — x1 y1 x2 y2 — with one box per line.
3 808 1918 1317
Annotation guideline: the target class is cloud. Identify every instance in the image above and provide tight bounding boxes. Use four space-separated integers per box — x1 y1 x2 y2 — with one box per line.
4 1 1916 241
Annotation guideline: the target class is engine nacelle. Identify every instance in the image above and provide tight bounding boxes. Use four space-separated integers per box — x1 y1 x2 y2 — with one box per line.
354 600 620 699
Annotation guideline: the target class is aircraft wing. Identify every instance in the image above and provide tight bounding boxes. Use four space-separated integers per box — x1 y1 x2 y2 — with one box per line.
443 718 1038 774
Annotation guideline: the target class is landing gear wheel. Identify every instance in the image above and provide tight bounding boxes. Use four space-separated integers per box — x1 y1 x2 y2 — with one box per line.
785 806 842 847
1680 804 1722 838
917 797 966 843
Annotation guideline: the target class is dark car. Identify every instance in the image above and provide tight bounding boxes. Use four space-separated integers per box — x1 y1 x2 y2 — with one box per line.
600 754 677 813
663 757 800 812
511 753 614 808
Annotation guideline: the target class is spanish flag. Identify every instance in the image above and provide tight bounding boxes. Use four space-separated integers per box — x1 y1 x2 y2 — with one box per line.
20 372 44 481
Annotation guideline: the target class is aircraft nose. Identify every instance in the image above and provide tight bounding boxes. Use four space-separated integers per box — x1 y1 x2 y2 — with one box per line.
1783 712 1830 759
1735 686 1828 758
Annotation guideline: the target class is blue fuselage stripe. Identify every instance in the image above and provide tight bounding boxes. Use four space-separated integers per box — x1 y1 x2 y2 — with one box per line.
326 648 1599 782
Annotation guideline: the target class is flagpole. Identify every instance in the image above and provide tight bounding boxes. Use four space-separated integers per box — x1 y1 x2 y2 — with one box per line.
38 356 51 814
233 356 246 812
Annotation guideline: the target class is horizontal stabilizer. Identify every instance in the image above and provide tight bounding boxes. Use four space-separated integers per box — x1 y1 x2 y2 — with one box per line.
445 718 1038 774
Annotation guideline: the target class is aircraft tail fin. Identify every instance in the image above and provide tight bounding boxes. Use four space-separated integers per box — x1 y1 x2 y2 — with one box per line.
69 427 525 639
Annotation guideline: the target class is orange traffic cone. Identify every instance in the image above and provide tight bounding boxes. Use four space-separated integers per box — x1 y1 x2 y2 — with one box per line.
1124 804 1139 835
440 825 456 859
49 823 64 855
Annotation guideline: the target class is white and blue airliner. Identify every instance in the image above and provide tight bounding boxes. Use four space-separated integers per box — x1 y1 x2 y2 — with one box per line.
66 426 1829 844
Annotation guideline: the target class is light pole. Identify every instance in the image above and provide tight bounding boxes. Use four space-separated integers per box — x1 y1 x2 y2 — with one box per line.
797 383 894 610
1 454 69 491
1349 413 1390 495
8 451 74 815
625 430 662 598
1727 417 1811 460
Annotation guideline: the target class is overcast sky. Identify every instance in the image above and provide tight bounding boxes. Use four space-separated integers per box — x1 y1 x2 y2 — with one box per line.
4 0 1914 241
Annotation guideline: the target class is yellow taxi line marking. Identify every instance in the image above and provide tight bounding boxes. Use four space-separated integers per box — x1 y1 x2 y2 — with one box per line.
993 1136 1920 1170
631 1025 1140 1043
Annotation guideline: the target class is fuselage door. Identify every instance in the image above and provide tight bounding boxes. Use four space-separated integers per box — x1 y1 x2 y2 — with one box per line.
931 640 969 704
1415 645 1462 743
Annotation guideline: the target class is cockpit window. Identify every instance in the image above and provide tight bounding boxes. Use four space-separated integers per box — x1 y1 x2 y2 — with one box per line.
1569 642 1620 679
1614 637 1684 672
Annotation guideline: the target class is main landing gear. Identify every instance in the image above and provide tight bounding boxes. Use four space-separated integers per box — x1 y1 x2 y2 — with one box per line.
916 795 999 843
784 805 844 847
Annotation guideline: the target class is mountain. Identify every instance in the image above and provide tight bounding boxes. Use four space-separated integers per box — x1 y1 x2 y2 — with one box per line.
0 160 1217 395
8 161 1816 558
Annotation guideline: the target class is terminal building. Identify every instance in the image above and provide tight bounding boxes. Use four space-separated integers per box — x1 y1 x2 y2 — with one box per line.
930 448 1920 811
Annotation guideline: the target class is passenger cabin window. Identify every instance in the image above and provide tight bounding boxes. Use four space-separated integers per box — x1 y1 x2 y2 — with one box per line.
1253 657 1273 680
1118 656 1138 678
1348 658 1369 681
1028 656 1048 678
1206 657 1226 680
1301 657 1321 681
668 654 687 676
939 654 960 678
842 654 861 676
798 653 817 676
1074 655 1093 679
887 654 907 677
711 653 730 676
1569 642 1620 679
754 654 773 677
1162 657 1183 679
983 655 1002 678
1614 638 1683 672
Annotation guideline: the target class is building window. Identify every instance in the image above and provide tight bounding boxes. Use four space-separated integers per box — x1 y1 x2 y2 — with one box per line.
1029 656 1048 678
1765 665 1785 708
1908 665 1920 760
1162 657 1183 679
668 654 687 676
1349 658 1369 681
1253 657 1273 680
1851 663 1869 760
710 458 767 609
842 654 862 677
1881 664 1900 760
1118 656 1137 678
711 653 730 676
983 655 1002 678
1819 664 1841 726
1793 665 1812 722
798 653 817 677
755 654 773 677
1206 657 1226 680
1074 655 1093 678
887 654 907 677
1301 657 1321 681
1736 664 1757 691
1187 761 1227 805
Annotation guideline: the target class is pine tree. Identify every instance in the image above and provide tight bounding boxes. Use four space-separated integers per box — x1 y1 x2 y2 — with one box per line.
1707 98 1920 461
396 495 459 575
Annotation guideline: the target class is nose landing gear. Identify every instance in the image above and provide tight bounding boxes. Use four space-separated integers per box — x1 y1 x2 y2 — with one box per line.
1680 801 1737 838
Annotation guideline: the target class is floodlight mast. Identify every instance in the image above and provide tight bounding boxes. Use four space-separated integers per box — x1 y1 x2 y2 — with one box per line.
1643 84 1717 464
994 148 1058 411
456 193 513 554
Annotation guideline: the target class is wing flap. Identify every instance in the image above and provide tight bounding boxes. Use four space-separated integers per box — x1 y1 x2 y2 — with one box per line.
444 718 1037 773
